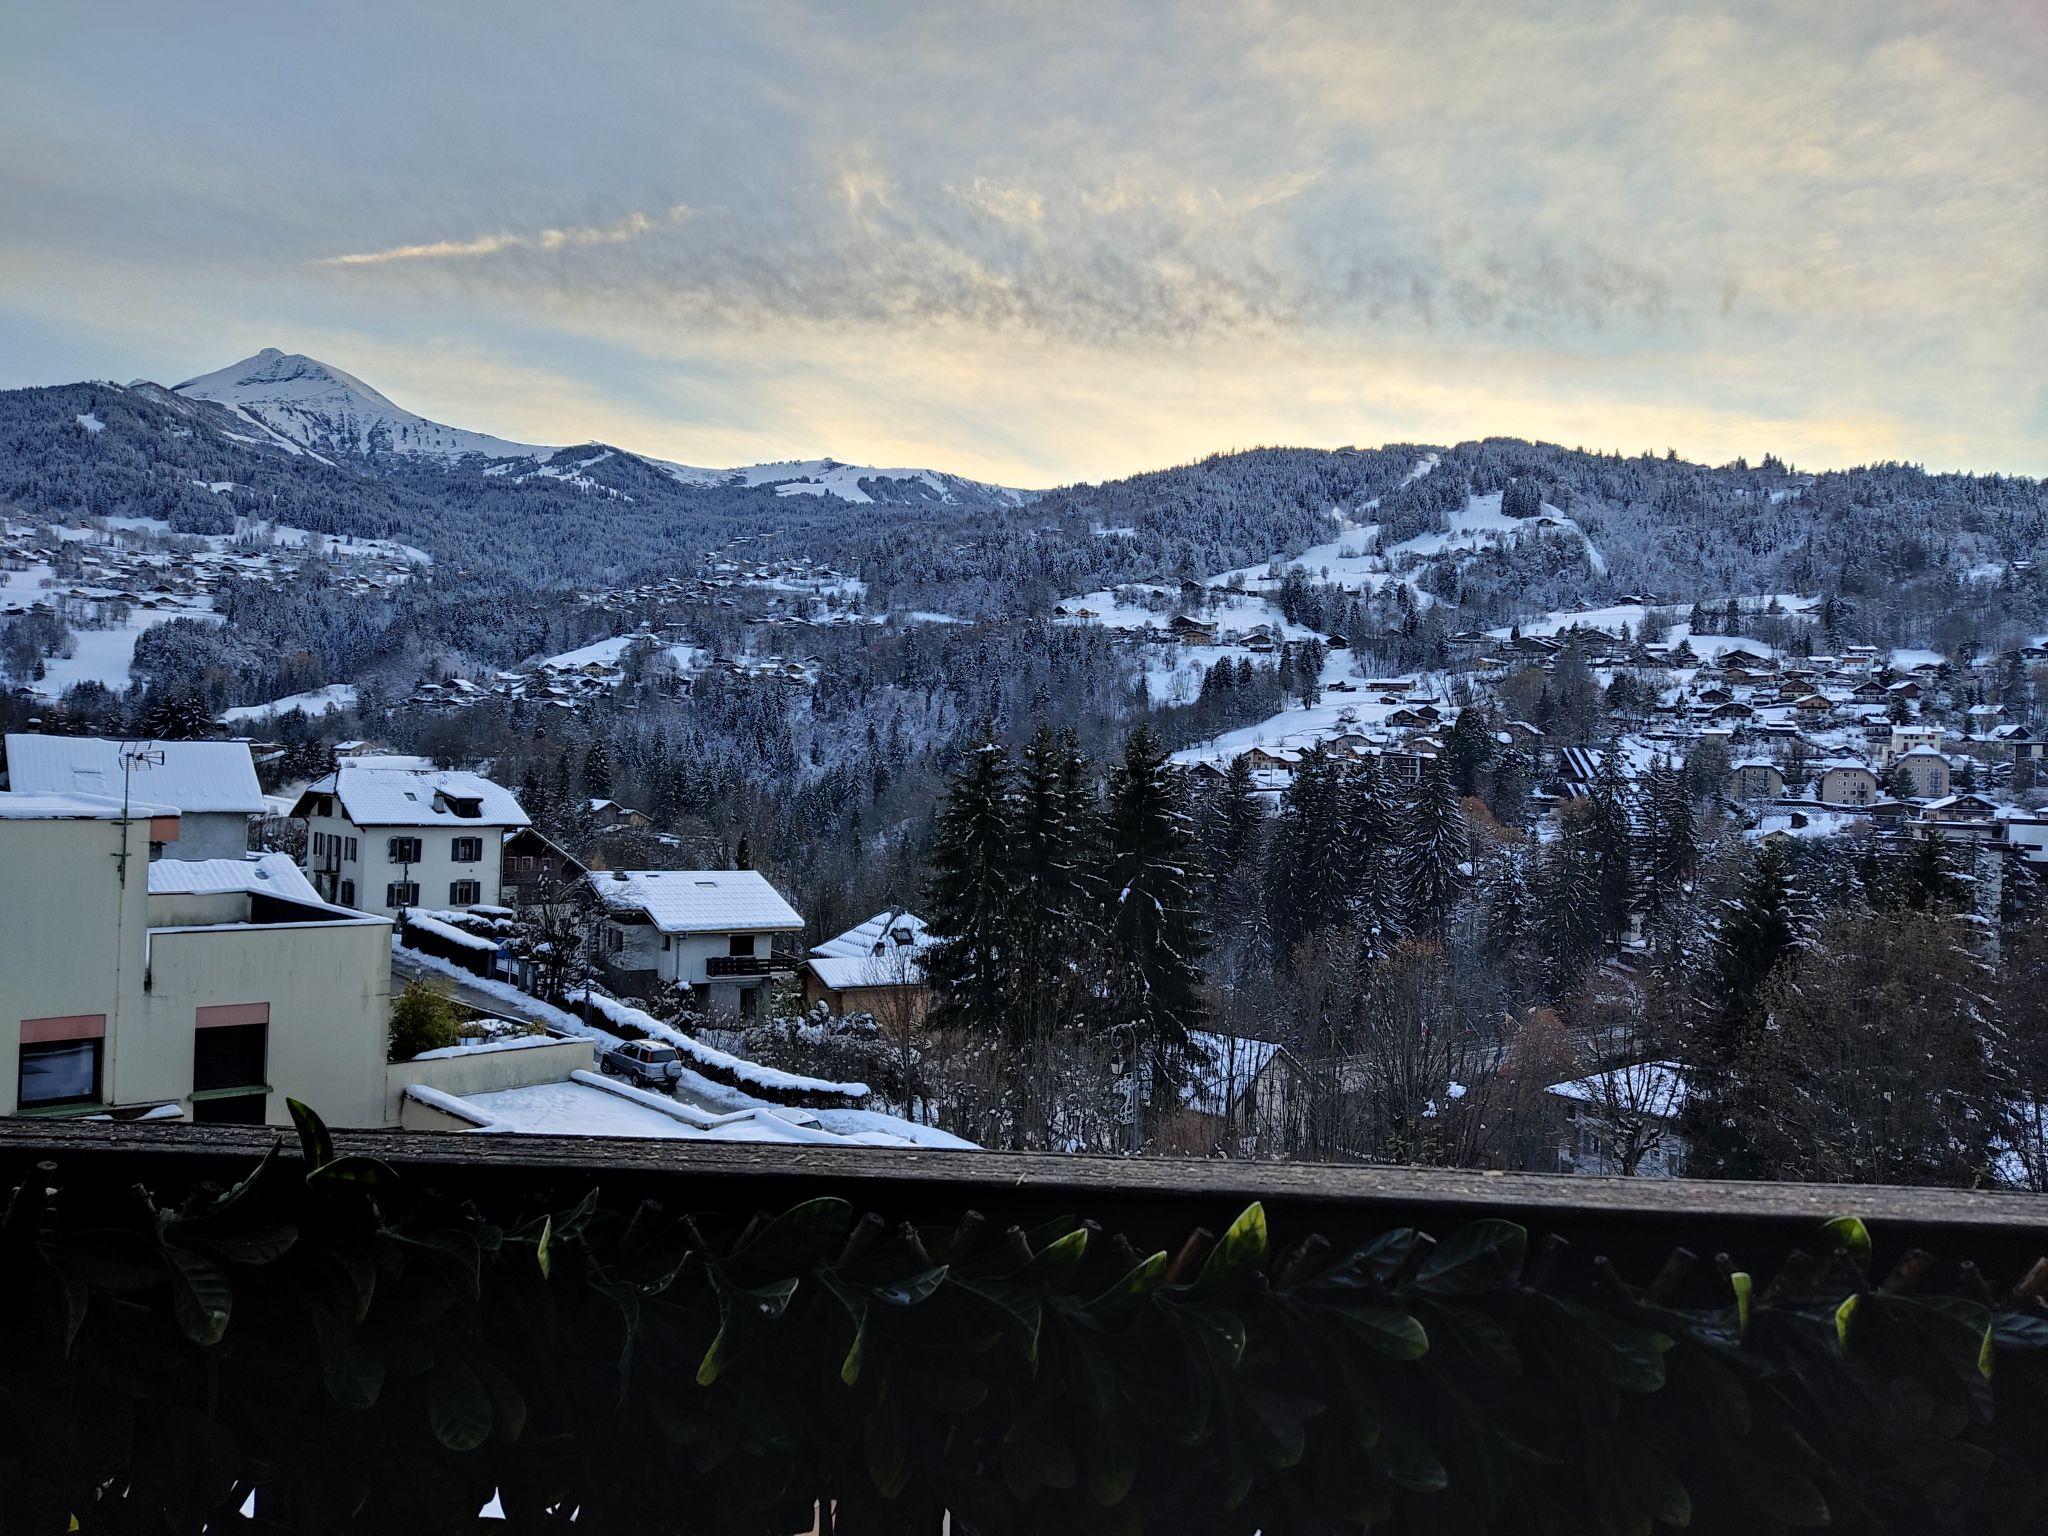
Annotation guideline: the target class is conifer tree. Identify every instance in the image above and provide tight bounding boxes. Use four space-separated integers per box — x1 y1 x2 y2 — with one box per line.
1400 754 1468 935
1538 807 1603 994
1102 726 1208 1110
924 741 1018 1044
1586 748 1635 944
1444 704 1494 795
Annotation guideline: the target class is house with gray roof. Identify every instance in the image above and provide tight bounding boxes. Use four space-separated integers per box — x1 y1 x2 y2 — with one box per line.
586 868 805 1018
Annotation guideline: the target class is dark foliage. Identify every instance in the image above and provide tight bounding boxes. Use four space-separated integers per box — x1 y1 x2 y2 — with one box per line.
3 1107 2044 1533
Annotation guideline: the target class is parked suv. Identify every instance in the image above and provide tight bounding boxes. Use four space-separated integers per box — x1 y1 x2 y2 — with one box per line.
599 1039 684 1088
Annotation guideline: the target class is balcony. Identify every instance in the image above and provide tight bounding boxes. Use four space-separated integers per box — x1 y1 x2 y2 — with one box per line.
704 951 799 979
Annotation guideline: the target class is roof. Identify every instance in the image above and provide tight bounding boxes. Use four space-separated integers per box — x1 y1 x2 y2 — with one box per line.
408 1070 913 1146
0 790 178 821
147 852 322 902
5 735 265 815
587 869 803 934
812 909 935 960
298 765 530 828
1545 1061 1688 1113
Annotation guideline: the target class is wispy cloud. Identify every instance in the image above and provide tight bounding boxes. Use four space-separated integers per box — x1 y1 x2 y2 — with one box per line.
317 207 689 267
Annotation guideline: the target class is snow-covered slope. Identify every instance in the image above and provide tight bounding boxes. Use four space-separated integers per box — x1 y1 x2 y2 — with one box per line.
169 348 1027 504
174 349 544 461
659 456 1030 507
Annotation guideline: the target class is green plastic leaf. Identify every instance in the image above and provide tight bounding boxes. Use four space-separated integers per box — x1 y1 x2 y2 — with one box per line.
165 1244 232 1345
286 1098 334 1172
1087 1250 1168 1319
312 1309 384 1410
1334 1305 1429 1361
535 1215 553 1279
865 1384 911 1499
200 1223 298 1266
427 1353 493 1451
1833 1293 1858 1352
840 1311 867 1386
1196 1203 1268 1295
1730 1272 1753 1337
872 1265 948 1307
1017 1226 1090 1287
1538 1295 1672 1393
732 1196 853 1270
1813 1216 1871 1268
1412 1219 1526 1295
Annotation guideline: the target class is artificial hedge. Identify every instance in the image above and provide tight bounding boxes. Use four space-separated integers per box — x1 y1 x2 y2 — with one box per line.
0 1105 2043 1535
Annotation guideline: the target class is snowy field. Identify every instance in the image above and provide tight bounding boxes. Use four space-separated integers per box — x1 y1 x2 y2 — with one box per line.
533 634 706 672
220 683 359 722
2 559 221 697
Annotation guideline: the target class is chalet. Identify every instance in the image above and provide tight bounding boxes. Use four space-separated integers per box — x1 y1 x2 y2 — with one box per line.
1850 679 1889 705
1789 694 1834 717
803 910 935 1021
1545 1062 1688 1178
499 827 588 907
587 798 654 831
293 764 530 918
1921 792 2000 823
3 734 265 863
1241 746 1298 776
1886 679 1923 701
1167 614 1219 643
1728 760 1785 800
1814 761 1879 807
587 868 804 1018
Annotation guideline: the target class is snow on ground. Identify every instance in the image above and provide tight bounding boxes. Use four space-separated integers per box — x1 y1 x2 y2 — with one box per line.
1487 595 1819 654
1385 492 1605 576
75 412 105 433
1888 647 1947 669
534 634 704 672
0 558 223 697
1171 651 1451 765
220 683 358 722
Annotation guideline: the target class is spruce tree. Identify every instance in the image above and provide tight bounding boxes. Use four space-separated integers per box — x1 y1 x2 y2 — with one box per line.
1586 748 1636 943
1102 726 1209 1111
1538 808 1603 994
924 741 1018 1044
1400 753 1468 935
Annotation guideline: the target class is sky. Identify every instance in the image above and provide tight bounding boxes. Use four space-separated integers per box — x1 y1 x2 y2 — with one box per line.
2 1 2043 486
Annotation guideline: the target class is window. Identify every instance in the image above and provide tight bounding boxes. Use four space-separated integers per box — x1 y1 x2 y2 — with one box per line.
387 836 422 863
605 926 624 953
18 1018 104 1109
450 836 483 862
339 879 356 907
345 836 358 861
313 832 327 857
728 933 756 957
386 881 419 908
449 879 481 905
194 1018 267 1093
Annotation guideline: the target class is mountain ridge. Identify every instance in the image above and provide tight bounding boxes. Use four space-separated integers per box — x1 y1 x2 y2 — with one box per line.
164 347 1031 508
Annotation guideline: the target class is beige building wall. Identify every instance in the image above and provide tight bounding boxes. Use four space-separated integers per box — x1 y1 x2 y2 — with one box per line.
140 916 393 1129
384 1036 593 1124
0 814 151 1115
4 810 396 1128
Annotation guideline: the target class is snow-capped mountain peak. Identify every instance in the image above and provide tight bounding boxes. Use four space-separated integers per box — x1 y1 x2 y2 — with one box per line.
167 348 1028 504
174 348 544 462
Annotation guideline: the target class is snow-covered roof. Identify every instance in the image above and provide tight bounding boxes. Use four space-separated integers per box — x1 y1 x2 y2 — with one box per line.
1816 758 1874 773
1545 1061 1688 1112
299 765 529 828
0 790 176 821
408 1070 908 1145
811 909 934 960
6 734 266 814
587 868 803 934
148 852 321 902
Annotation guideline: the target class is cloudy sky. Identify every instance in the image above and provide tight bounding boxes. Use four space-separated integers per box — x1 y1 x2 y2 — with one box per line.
2 1 2042 484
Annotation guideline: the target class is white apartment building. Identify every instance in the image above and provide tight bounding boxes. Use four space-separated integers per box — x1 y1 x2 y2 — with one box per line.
587 869 804 1018
292 763 529 918
0 793 392 1127
4 734 266 862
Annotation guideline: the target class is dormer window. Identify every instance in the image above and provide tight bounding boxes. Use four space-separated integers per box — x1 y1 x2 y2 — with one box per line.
435 792 484 819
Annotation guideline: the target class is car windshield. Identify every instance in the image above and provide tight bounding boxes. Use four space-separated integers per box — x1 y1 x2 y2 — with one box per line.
643 1047 678 1063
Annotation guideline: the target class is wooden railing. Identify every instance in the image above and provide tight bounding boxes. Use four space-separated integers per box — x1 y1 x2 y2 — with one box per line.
0 1116 2040 1280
